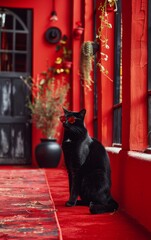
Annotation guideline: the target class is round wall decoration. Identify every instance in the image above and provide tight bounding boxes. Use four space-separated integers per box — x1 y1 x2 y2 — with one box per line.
45 27 62 44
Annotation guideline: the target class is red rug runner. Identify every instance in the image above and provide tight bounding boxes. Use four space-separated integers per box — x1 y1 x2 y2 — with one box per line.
0 169 62 239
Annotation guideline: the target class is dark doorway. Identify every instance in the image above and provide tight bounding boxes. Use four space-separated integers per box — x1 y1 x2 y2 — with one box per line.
0 8 32 164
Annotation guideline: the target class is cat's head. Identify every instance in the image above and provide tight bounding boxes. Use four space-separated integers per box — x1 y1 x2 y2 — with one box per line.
60 108 87 138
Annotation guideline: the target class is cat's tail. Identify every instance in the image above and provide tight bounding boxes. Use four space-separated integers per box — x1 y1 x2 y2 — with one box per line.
89 198 119 214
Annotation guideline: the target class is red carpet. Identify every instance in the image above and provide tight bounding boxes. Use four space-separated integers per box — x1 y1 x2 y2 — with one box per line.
45 168 151 240
0 169 62 239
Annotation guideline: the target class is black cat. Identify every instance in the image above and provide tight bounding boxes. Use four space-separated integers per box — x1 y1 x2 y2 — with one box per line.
60 108 118 214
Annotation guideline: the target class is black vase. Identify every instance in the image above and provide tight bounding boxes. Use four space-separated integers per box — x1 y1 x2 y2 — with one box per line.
35 138 62 168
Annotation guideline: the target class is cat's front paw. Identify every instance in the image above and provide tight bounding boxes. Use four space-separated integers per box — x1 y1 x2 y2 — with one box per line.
65 200 76 207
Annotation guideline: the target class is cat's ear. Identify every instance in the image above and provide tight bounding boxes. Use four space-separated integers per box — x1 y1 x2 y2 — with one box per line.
63 107 69 115
79 109 86 119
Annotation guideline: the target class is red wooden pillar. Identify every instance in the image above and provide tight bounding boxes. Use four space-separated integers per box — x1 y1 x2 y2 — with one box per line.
72 0 94 136
72 0 83 111
97 0 115 145
101 11 115 146
122 0 148 151
83 0 94 136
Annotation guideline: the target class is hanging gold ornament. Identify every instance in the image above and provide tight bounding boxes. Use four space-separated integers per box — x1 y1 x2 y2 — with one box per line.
55 57 62 64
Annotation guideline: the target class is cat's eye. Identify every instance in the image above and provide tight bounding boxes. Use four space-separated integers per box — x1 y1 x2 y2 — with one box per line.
60 116 76 124
60 116 66 123
68 116 75 124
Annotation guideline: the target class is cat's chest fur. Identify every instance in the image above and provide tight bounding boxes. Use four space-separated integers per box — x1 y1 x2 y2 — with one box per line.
62 134 93 167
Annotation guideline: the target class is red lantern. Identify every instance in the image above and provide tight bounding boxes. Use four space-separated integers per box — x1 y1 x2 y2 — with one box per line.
73 27 84 40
